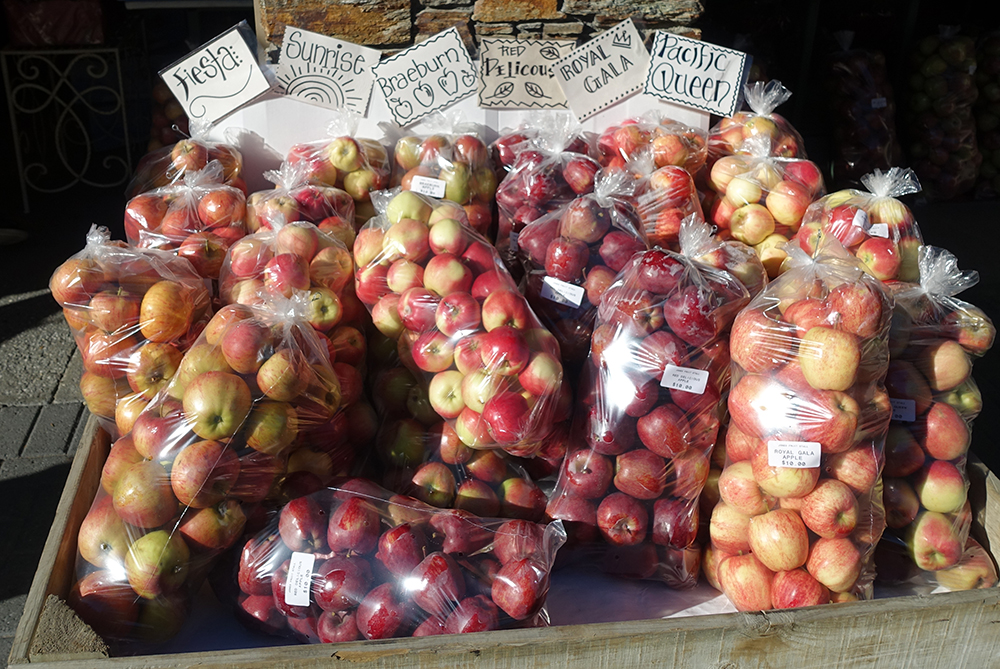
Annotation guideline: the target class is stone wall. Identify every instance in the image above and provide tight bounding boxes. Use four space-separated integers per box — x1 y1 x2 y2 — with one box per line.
254 0 703 58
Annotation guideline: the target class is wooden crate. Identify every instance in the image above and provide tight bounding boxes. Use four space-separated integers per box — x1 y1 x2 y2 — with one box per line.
10 415 1000 668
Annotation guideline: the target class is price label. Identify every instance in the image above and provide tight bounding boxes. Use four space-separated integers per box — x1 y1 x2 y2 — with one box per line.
540 276 585 307
660 365 710 394
890 397 916 422
509 231 519 252
851 209 870 231
410 175 447 198
867 223 889 238
767 441 821 469
851 209 889 238
871 97 887 109
284 551 315 607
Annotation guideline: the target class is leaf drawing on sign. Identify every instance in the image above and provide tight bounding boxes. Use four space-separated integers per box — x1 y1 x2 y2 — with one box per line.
524 81 550 99
539 45 561 60
460 69 476 87
488 82 515 99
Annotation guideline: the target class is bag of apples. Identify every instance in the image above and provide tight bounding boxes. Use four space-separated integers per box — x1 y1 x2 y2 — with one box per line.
877 246 997 590
246 161 357 236
49 226 212 439
707 239 893 611
707 80 806 164
596 111 708 173
793 167 922 284
67 289 345 645
355 189 564 458
627 149 705 250
516 170 648 365
491 111 592 174
387 112 496 239
233 478 565 642
284 110 391 224
545 240 750 586
124 161 248 282
126 124 244 197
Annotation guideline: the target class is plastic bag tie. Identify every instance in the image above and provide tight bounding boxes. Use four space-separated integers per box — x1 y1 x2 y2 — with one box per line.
593 168 635 207
678 216 718 259
743 79 792 116
264 160 313 190
860 167 922 199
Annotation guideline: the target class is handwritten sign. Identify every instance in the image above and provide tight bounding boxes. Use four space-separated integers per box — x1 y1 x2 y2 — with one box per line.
644 32 749 116
478 38 573 109
553 19 650 121
372 27 476 126
275 27 380 115
160 22 271 125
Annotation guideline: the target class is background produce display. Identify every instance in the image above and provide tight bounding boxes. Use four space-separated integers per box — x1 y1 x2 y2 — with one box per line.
974 32 1000 198
127 135 245 199
146 81 189 154
877 247 997 590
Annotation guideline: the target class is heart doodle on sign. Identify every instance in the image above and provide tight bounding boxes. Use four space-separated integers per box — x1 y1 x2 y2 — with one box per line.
390 98 413 119
413 83 435 108
438 71 458 96
460 69 476 88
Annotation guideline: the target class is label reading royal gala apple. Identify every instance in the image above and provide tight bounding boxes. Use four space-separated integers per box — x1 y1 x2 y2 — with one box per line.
160 22 270 124
767 441 822 469
372 27 476 126
478 38 574 110
890 397 917 422
410 175 447 199
274 27 381 115
850 209 890 239
660 364 710 394
643 32 750 117
285 551 316 607
540 276 585 308
553 18 650 122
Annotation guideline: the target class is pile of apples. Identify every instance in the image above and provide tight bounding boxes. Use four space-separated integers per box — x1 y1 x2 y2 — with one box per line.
879 247 997 589
235 480 564 641
355 190 563 457
124 162 248 280
708 245 893 610
707 80 805 164
794 168 922 283
393 132 496 239
546 248 750 586
246 163 357 236
127 137 244 198
974 33 1000 198
49 227 212 438
491 122 590 173
516 173 647 364
286 135 391 223
632 164 704 249
69 297 344 642
597 115 708 173
904 33 981 200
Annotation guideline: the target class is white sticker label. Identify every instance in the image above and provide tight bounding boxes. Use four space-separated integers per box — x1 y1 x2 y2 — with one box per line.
285 551 315 607
509 231 519 252
540 276 585 307
867 223 889 238
410 175 447 198
660 365 710 394
767 441 822 469
851 208 870 231
890 397 916 422
871 97 887 109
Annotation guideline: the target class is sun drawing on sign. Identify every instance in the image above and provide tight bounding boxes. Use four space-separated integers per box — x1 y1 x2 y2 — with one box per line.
277 62 363 108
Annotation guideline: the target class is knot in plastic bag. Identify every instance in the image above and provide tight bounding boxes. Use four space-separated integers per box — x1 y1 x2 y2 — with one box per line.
325 108 362 138
527 110 583 154
741 134 774 161
860 167 921 199
422 109 481 139
269 289 312 323
593 168 635 207
181 160 225 189
85 224 111 249
743 79 792 116
630 148 656 177
678 216 717 258
188 118 212 141
264 160 312 190
905 245 978 299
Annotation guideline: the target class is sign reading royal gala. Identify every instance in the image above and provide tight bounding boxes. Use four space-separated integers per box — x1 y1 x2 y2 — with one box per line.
644 32 750 117
373 27 477 126
160 22 271 125
553 19 650 121
275 27 381 115
478 38 574 109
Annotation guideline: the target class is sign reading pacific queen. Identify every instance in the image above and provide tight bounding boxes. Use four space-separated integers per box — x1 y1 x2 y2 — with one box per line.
553 19 650 121
478 38 574 109
372 27 477 126
643 32 750 117
275 27 381 115
159 22 270 125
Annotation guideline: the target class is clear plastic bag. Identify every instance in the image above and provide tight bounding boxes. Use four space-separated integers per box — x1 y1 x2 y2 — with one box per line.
126 121 244 198
707 239 893 610
49 226 212 438
124 162 248 281
877 246 997 590
230 479 566 641
629 149 705 250
708 80 806 163
596 111 708 174
545 240 751 586
68 290 345 644
285 109 391 224
793 167 923 282
355 189 564 457
491 111 591 173
246 161 357 236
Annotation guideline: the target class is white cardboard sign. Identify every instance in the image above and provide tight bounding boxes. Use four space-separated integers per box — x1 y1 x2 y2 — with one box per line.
160 23 271 125
372 27 476 126
274 27 380 115
554 19 650 121
644 32 749 117
478 38 574 109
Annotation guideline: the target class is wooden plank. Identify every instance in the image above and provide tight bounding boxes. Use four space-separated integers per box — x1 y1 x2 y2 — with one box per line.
8 416 109 665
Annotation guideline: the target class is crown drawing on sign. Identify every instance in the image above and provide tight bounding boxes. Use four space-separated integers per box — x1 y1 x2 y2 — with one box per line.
611 30 631 49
